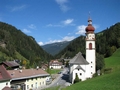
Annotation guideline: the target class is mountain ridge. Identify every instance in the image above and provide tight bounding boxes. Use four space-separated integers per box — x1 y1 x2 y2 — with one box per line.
0 21 53 68
42 41 70 56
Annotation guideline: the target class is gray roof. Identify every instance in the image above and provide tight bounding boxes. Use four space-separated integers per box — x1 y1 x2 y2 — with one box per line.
75 65 85 72
69 52 89 65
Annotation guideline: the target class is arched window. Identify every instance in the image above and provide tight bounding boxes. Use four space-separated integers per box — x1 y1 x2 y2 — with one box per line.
89 43 92 50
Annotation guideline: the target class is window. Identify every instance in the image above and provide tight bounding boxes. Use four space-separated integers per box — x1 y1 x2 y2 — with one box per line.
36 82 37 89
27 85 29 89
91 66 92 68
31 84 33 87
89 43 92 50
80 73 82 75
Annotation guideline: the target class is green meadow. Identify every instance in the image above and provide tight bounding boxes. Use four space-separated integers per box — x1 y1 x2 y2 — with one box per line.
62 48 120 90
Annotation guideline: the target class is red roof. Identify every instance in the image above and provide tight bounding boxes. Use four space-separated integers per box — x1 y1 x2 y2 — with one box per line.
0 65 11 81
8 68 49 80
49 61 62 66
2 86 12 90
86 25 95 32
85 18 95 32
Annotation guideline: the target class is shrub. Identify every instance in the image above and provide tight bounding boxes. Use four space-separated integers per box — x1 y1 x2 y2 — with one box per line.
74 73 81 84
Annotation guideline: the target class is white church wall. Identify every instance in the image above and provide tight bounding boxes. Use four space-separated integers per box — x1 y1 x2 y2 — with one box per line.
86 50 96 78
72 69 86 83
77 69 86 81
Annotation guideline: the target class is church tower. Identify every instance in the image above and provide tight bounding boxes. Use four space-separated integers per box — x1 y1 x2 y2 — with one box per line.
85 16 96 78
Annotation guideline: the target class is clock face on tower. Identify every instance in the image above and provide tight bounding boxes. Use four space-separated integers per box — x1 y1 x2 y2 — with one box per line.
88 34 95 40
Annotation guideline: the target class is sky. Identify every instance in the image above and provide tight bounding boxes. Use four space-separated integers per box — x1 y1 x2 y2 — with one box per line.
0 0 120 46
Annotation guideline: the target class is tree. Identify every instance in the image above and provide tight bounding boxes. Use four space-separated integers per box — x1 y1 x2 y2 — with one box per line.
96 53 105 71
74 73 81 84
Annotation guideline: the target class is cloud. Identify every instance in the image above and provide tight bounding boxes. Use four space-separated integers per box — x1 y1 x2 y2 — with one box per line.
76 25 87 35
62 19 74 25
55 0 70 12
28 24 36 29
22 29 31 33
62 36 75 41
10 5 26 12
46 24 63 27
45 36 75 45
38 35 75 46
46 18 75 27
38 42 44 46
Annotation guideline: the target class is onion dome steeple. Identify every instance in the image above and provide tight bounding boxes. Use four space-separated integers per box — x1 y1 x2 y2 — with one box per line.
85 16 95 32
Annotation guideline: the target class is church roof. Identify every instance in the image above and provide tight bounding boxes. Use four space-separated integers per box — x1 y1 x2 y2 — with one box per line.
85 17 95 32
69 52 89 65
75 65 85 72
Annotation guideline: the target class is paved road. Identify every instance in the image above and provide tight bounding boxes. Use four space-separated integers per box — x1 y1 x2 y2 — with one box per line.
43 68 71 89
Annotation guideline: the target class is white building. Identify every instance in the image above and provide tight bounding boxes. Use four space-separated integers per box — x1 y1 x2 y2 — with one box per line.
8 68 50 90
49 60 62 69
69 17 96 84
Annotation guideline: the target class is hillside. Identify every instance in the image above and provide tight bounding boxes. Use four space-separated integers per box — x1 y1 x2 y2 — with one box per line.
0 22 53 68
62 48 120 90
55 22 120 59
42 41 70 56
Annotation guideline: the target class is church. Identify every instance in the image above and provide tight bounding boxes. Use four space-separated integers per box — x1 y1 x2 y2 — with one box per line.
69 17 96 84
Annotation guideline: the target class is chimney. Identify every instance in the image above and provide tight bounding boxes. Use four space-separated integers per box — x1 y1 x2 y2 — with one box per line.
36 66 39 70
19 70 22 73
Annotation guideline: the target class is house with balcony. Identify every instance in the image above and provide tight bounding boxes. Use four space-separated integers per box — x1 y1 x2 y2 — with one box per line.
49 60 63 69
8 68 50 90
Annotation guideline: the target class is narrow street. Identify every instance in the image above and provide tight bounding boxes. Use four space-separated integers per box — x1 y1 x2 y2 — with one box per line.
42 68 71 90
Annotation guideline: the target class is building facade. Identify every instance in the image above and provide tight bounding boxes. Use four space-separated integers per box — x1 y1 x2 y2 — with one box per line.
49 60 63 69
85 17 96 78
8 68 50 90
69 17 96 84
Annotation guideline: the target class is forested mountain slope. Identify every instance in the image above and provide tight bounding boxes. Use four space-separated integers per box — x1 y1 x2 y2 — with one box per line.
42 41 70 56
0 22 53 68
55 22 120 59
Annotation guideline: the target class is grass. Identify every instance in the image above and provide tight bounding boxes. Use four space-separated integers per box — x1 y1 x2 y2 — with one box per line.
63 71 120 90
47 69 62 74
62 48 120 90
105 48 120 72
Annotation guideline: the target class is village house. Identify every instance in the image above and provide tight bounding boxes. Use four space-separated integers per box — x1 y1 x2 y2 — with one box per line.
0 60 20 70
8 68 50 90
0 65 11 90
41 64 48 70
49 60 63 69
